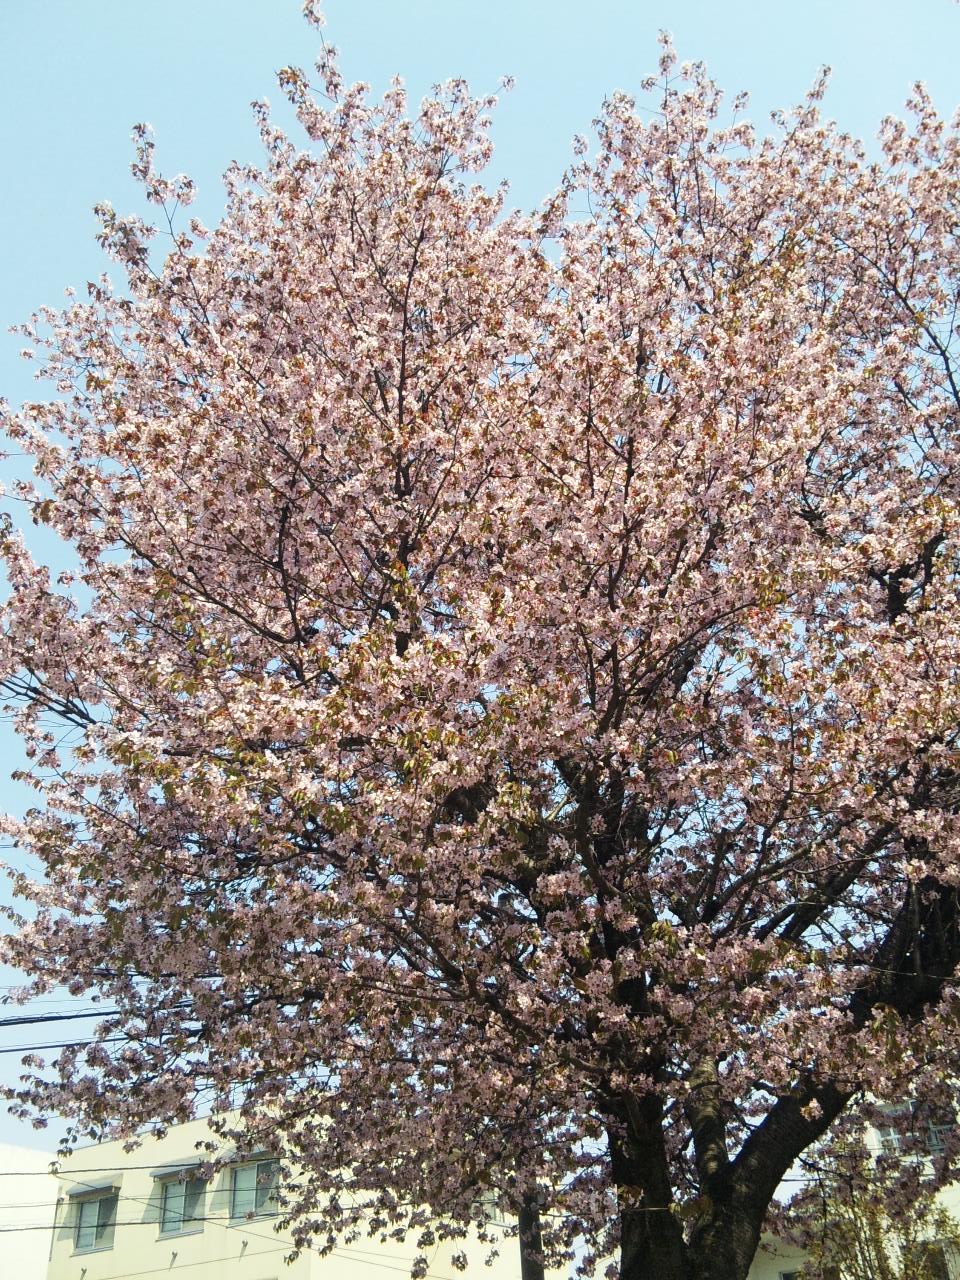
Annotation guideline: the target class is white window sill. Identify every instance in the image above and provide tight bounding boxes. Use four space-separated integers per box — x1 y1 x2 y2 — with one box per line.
158 1225 205 1239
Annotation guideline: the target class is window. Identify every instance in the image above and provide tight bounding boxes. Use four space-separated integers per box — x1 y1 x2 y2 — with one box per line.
74 1190 118 1252
471 1192 509 1227
877 1102 956 1157
159 1174 206 1235
231 1159 278 1220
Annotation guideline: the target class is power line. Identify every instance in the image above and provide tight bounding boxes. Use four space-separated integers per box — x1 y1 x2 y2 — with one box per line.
0 1035 127 1055
0 1223 445 1280
0 1008 122 1028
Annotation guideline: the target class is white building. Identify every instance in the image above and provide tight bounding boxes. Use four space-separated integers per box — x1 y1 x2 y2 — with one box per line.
745 1234 810 1280
45 1116 536 1280
0 1140 60 1279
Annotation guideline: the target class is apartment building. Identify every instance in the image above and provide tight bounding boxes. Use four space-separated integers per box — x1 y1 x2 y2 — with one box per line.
45 1116 531 1280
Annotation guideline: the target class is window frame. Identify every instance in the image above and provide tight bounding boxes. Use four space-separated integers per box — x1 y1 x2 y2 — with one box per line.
72 1188 119 1254
158 1170 207 1238
877 1102 956 1158
229 1157 279 1222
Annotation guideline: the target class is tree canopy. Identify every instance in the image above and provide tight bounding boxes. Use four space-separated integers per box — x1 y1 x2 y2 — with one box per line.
2 21 960 1280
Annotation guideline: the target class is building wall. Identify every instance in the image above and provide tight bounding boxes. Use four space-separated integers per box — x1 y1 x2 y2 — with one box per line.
746 1234 810 1280
47 1118 309 1280
0 1141 59 1280
44 1118 539 1280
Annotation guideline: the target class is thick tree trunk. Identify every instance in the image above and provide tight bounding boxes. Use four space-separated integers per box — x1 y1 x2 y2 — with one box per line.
608 1093 688 1280
616 1196 764 1280
617 1201 688 1280
683 1207 766 1280
615 1185 765 1280
611 1077 852 1280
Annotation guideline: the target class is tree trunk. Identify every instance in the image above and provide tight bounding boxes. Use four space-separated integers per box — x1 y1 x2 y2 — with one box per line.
615 1191 767 1280
518 1192 545 1280
608 1093 689 1280
609 1083 831 1280
615 1199 767 1280
683 1208 766 1280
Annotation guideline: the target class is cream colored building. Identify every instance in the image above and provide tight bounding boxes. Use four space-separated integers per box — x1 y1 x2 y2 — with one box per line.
0 1140 59 1279
45 1116 536 1280
745 1235 810 1280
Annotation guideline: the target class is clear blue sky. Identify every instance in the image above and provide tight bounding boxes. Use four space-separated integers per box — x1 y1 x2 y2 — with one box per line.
0 0 957 1152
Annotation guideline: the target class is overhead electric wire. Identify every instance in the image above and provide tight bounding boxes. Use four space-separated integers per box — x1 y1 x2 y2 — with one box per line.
0 1036 127 1055
0 1007 122 1028
0 1220 439 1280
0 1240 293 1277
47 1170 467 1278
0 1225 443 1280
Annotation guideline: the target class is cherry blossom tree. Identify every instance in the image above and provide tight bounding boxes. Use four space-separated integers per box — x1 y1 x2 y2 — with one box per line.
2 15 960 1280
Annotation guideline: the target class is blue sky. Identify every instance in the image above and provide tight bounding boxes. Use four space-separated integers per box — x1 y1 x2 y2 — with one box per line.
0 0 957 1153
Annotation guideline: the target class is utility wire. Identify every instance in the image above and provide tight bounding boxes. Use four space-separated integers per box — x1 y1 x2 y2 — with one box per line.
0 1008 122 1028
48 1171 479 1278
0 1035 127 1055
